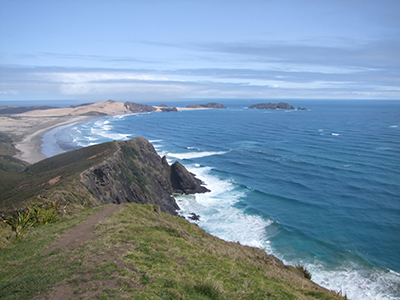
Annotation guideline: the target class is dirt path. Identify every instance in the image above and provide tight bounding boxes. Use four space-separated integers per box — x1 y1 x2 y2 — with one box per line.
44 204 121 254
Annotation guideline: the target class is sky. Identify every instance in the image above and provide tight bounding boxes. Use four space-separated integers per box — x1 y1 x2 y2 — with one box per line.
0 0 399 102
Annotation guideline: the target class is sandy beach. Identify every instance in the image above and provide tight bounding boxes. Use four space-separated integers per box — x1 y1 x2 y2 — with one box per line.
0 115 93 164
0 100 137 164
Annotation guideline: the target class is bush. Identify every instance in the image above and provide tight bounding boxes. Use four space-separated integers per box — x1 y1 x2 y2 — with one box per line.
296 264 312 280
1 210 35 238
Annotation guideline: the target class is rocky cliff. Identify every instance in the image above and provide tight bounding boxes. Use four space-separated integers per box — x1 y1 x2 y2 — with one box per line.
0 138 209 214
80 137 209 214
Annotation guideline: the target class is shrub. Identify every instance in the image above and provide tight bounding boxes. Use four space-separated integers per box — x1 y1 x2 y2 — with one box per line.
1 210 35 238
296 264 312 280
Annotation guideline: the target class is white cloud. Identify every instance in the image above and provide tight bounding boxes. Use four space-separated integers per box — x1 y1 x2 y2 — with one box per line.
36 71 173 84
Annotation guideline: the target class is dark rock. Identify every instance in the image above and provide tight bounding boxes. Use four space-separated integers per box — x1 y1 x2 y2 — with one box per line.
188 213 200 221
160 107 178 112
124 102 156 113
297 106 308 110
170 161 210 195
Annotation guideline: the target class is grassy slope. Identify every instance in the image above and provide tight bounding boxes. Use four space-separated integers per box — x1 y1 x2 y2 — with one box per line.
0 203 344 300
0 141 118 210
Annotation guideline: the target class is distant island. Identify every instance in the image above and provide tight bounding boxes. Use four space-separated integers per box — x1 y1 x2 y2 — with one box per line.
249 102 307 110
186 102 226 109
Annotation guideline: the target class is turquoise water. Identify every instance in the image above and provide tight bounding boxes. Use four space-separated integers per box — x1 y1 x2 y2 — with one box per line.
42 100 400 299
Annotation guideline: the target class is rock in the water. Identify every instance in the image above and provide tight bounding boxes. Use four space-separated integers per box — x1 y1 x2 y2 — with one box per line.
170 161 210 194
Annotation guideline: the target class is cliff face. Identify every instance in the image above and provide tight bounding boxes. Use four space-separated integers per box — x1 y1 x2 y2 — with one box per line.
0 138 209 214
81 138 209 214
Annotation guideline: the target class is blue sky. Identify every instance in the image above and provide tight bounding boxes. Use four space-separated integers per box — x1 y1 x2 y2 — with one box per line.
0 0 399 102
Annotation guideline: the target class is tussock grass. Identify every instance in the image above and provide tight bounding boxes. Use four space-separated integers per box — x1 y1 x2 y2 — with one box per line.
0 203 346 299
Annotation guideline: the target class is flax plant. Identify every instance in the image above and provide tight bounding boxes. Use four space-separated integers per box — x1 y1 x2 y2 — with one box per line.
1 210 35 238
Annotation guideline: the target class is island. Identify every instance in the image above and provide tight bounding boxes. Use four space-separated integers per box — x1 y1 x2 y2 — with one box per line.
249 102 307 110
186 102 226 109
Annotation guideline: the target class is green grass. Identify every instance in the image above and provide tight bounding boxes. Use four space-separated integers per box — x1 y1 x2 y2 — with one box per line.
0 141 118 210
0 203 346 299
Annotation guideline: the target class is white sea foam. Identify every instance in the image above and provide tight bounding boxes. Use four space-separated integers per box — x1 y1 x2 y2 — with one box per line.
112 114 128 119
176 164 274 251
168 151 228 160
389 125 398 128
90 126 132 141
307 262 400 300
332 133 340 136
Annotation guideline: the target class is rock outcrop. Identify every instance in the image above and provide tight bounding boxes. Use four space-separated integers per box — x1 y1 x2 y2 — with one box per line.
124 102 156 113
170 161 209 194
158 104 178 112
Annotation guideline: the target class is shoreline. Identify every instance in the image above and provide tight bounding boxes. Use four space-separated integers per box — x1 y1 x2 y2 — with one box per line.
0 100 225 164
14 116 94 164
0 115 94 164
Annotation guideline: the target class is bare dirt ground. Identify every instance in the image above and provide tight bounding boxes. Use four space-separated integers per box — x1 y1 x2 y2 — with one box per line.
35 204 136 300
44 204 121 254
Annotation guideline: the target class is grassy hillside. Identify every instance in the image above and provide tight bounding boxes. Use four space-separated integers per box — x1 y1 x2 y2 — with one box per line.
0 141 118 210
0 203 345 300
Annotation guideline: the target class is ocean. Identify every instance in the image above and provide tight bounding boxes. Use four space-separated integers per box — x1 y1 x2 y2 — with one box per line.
41 99 400 299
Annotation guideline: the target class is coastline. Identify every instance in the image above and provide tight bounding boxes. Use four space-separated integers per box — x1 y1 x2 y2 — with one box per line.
0 101 224 165
0 115 93 164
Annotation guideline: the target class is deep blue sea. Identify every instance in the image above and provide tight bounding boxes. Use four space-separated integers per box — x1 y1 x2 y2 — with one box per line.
40 100 400 299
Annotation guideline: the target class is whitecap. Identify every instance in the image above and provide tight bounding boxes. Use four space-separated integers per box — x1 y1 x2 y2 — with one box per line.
168 151 228 160
307 262 400 300
389 125 398 128
332 133 340 136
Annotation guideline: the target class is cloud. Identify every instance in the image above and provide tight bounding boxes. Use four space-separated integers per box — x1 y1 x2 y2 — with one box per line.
1 34 400 103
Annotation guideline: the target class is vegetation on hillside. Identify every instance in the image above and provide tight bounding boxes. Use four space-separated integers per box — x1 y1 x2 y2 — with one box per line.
0 203 346 300
0 141 118 211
